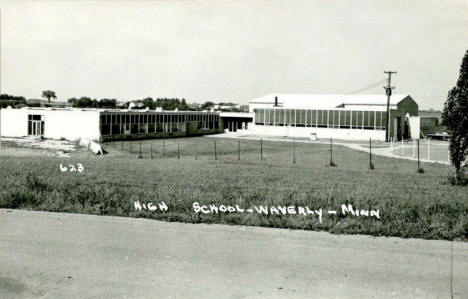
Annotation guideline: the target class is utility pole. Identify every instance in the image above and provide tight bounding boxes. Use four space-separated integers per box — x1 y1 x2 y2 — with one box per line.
0 9 2 150
0 8 2 96
383 71 396 142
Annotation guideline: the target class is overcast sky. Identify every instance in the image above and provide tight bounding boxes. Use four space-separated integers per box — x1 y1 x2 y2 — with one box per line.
1 0 467 109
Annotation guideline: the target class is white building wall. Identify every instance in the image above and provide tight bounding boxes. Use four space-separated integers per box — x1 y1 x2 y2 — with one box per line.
42 109 100 141
250 124 386 141
0 107 28 137
0 108 101 141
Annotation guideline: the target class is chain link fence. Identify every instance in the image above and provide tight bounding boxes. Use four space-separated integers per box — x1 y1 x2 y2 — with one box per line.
391 138 450 164
104 136 453 170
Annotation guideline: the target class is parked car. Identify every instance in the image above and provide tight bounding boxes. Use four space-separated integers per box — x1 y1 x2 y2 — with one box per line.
427 131 451 141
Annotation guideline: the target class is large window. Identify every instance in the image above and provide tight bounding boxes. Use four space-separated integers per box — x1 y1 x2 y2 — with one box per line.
255 108 387 130
100 112 220 136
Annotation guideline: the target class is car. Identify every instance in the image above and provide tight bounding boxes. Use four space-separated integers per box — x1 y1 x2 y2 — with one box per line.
427 131 451 141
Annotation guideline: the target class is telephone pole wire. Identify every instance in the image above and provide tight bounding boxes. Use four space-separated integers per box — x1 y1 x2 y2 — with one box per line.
383 70 396 142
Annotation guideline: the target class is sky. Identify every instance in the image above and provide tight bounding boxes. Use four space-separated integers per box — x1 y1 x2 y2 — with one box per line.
0 0 467 109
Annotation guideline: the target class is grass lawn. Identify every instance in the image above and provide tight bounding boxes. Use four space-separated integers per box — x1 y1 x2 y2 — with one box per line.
1 136 467 240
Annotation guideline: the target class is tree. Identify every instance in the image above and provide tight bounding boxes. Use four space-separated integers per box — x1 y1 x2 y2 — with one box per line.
98 98 117 108
0 94 26 108
442 49 468 184
201 101 215 110
41 90 57 103
71 97 93 108
180 98 190 111
67 97 78 105
141 97 154 109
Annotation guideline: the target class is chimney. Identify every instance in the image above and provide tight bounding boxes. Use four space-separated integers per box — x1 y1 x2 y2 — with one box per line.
274 96 278 107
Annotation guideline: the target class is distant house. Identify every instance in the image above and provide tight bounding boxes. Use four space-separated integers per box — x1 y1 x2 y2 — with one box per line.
212 103 242 112
420 117 439 127
26 99 70 108
419 111 442 127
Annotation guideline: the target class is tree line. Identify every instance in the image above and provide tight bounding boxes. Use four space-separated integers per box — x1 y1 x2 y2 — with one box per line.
0 94 27 108
67 97 214 111
0 93 220 111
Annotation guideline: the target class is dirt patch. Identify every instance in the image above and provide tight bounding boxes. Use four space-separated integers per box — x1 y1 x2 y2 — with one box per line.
0 137 83 158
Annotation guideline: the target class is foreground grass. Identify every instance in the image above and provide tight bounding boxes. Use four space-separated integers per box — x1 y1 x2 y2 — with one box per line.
1 137 467 240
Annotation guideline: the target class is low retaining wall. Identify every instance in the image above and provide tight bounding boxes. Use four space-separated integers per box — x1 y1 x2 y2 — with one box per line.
250 124 386 141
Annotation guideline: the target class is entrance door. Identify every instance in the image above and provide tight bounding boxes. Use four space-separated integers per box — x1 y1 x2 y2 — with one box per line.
228 121 237 132
32 121 43 136
28 115 44 137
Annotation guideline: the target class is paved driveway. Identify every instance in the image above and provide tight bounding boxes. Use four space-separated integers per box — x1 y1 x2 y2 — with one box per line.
1 209 466 298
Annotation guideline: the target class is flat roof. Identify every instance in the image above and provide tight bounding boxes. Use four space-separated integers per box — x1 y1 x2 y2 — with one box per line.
250 94 412 109
219 112 254 118
7 107 219 114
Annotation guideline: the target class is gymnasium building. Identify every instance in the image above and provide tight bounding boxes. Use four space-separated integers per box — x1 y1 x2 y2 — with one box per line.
249 94 419 141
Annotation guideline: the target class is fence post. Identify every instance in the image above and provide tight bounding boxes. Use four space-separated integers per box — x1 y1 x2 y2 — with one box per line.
130 142 132 154
150 143 153 159
330 137 333 166
138 140 142 158
214 140 217 160
417 139 424 173
260 138 263 161
162 140 165 158
238 140 240 160
195 142 198 160
293 138 296 164
417 139 420 168
369 137 372 169
177 141 180 159
427 138 430 160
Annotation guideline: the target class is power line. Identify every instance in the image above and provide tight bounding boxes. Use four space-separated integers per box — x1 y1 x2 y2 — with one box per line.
344 42 465 96
418 95 446 99
345 78 387 94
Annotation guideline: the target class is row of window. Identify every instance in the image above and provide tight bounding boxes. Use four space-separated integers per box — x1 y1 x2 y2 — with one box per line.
99 113 220 135
254 109 388 130
99 113 218 125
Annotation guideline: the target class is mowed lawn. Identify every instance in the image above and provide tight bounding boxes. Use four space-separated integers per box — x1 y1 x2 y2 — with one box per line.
1 137 467 240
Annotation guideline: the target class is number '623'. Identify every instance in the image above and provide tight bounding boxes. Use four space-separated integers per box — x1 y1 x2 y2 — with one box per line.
59 163 84 173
